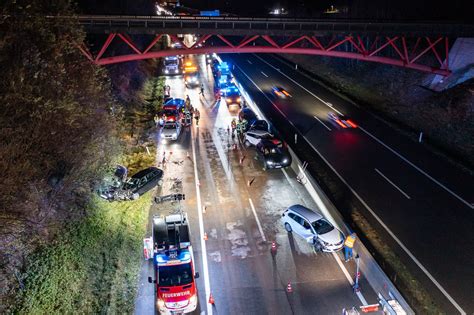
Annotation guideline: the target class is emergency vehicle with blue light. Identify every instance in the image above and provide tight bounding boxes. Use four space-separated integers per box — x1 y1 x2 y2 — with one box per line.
144 213 199 314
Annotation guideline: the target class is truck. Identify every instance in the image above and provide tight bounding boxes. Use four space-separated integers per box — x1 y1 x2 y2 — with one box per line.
184 61 200 88
163 56 182 75
144 213 199 314
161 98 185 124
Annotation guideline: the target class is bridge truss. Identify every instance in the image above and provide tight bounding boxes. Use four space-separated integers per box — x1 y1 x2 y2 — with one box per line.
79 33 451 75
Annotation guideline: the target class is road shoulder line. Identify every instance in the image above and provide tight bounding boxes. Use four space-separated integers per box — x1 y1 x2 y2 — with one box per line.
191 125 213 315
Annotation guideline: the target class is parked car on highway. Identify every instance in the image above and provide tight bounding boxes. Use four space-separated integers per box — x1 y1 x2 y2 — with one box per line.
255 139 291 170
244 129 274 147
161 121 182 141
281 204 345 252
122 167 164 199
327 112 357 129
271 86 291 98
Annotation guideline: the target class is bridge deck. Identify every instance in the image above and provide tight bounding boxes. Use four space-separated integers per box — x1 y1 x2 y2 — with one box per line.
71 15 474 36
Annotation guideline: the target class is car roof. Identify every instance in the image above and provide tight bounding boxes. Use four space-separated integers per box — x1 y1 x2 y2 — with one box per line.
131 167 162 178
287 204 323 221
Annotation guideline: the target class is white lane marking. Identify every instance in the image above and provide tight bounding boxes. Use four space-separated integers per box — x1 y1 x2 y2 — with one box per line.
313 116 332 131
248 198 267 242
247 59 252 64
260 71 268 77
361 126 472 209
256 54 472 211
235 64 467 315
332 252 368 306
191 126 212 315
254 54 344 116
375 168 411 200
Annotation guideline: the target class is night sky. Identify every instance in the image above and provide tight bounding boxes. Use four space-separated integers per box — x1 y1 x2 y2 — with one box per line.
77 0 474 21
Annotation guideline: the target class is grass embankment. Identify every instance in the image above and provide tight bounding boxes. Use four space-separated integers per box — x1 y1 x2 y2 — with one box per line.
14 75 166 314
16 194 151 314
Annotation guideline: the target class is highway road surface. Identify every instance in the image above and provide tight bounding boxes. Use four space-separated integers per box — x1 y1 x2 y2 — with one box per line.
134 55 378 314
221 53 474 314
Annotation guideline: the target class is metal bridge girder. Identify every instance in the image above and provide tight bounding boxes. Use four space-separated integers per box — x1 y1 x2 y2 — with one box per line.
79 33 452 76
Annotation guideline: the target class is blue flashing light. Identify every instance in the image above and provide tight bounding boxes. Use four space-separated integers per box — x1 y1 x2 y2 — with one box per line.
182 252 191 261
156 255 166 263
164 98 185 107
155 249 192 265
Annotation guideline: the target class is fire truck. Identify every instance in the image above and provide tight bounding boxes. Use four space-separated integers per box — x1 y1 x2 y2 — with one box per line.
144 212 199 314
161 98 185 124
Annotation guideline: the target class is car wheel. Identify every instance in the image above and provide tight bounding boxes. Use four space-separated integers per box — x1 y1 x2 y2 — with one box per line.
284 223 292 233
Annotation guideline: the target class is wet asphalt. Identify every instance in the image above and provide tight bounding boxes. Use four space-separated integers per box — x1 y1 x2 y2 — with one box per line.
221 53 474 314
133 55 377 315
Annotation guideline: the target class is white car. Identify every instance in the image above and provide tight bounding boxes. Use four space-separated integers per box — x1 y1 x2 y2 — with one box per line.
161 121 182 141
281 205 345 252
244 129 274 147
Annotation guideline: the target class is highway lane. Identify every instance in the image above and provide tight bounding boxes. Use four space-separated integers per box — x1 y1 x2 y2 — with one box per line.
222 53 474 314
135 55 377 314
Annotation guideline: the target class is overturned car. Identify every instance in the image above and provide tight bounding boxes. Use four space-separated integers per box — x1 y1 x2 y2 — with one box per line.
98 166 163 201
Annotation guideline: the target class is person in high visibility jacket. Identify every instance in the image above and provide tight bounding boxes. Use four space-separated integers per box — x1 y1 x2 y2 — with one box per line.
344 233 356 262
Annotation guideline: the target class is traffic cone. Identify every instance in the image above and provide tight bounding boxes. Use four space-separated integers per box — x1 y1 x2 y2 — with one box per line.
271 241 277 252
208 293 215 305
204 232 208 240
286 282 293 293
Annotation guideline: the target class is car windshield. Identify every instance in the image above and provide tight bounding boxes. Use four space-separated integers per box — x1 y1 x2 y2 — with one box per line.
122 177 139 190
311 219 334 235
163 109 177 116
165 59 178 66
159 263 193 286
102 175 122 188
164 124 177 129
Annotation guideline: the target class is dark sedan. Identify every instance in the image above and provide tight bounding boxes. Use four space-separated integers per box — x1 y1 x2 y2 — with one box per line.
122 167 164 199
255 139 292 170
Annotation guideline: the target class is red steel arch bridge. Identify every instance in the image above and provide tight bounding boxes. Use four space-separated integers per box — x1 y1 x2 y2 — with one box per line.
74 15 474 75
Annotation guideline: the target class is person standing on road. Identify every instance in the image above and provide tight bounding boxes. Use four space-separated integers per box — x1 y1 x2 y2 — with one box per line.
199 83 205 97
344 233 356 262
194 108 200 126
185 95 191 108
231 118 237 136
236 119 243 136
